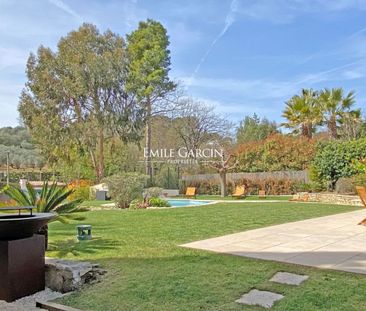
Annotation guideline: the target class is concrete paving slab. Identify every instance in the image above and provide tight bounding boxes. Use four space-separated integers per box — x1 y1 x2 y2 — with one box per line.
181 209 366 274
235 289 284 308
270 272 309 285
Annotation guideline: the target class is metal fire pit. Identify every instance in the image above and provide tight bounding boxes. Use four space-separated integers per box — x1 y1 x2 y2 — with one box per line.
0 206 55 302
0 207 54 240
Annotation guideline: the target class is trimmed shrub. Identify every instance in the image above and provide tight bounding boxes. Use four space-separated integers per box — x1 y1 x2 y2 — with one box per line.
313 139 366 190
149 197 170 207
103 173 148 208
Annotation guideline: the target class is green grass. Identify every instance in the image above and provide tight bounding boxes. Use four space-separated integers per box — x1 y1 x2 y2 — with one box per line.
196 195 292 201
79 200 113 208
48 202 366 311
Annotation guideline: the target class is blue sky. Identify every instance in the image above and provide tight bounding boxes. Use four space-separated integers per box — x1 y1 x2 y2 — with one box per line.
1 0 366 127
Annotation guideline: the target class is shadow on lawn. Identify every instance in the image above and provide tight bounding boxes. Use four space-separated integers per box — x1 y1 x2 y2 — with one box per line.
48 237 116 257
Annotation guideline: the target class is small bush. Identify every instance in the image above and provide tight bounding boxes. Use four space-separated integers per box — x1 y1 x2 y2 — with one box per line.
352 173 366 187
103 173 148 208
336 177 357 194
292 182 312 192
149 197 170 207
129 199 149 210
291 181 326 193
144 187 163 200
67 180 92 201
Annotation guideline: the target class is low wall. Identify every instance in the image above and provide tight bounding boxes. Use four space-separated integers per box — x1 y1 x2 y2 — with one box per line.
294 192 363 206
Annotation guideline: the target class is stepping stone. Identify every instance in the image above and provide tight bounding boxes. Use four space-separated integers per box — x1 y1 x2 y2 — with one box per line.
235 289 284 309
270 272 309 286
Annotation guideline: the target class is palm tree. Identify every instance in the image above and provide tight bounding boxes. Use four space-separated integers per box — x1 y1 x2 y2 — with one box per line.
318 88 356 139
4 181 87 248
282 89 322 138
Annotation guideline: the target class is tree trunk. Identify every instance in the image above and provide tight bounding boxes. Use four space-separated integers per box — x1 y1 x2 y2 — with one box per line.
145 99 153 182
307 124 313 139
97 129 105 182
37 224 48 250
328 115 337 139
219 170 227 197
301 123 313 139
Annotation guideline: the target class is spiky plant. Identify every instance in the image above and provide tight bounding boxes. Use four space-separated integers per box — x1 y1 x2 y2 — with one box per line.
4 181 87 248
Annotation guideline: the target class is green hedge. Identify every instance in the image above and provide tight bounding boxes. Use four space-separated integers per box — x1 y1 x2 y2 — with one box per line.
313 139 366 189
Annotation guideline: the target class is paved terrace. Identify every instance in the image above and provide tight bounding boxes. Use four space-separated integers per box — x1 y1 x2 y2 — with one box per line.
181 209 366 274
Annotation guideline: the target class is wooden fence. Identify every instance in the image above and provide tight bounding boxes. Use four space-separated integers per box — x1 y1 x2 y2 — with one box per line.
181 170 309 184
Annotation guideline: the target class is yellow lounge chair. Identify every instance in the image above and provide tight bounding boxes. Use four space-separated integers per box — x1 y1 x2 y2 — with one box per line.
185 187 196 198
232 185 246 199
356 186 366 225
258 190 266 199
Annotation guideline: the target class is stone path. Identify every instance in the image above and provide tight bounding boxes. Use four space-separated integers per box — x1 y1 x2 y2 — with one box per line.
181 209 366 274
236 289 284 308
235 271 309 308
270 272 308 285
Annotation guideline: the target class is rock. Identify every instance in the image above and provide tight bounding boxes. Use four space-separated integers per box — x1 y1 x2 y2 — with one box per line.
45 258 106 293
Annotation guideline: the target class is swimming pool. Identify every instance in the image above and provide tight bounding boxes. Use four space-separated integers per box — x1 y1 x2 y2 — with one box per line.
167 199 211 207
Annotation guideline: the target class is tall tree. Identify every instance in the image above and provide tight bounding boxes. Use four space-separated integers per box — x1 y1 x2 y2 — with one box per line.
282 89 321 138
338 110 365 140
236 114 277 144
18 24 145 181
318 88 357 139
126 19 176 180
171 98 232 152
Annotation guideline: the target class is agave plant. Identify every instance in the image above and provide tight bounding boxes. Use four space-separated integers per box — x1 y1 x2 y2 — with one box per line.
4 181 87 248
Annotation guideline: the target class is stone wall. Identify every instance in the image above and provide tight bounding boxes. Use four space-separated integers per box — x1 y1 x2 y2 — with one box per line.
294 192 363 206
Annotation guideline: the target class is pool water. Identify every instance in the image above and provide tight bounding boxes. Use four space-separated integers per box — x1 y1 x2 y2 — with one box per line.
167 199 211 207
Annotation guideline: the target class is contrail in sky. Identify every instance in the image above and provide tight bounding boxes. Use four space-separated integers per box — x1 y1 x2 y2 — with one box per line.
188 0 239 85
48 0 83 23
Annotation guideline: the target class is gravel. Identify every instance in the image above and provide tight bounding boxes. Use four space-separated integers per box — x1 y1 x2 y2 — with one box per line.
0 288 64 311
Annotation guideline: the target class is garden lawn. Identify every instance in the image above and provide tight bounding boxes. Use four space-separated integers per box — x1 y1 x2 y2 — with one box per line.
48 202 366 311
79 200 111 208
